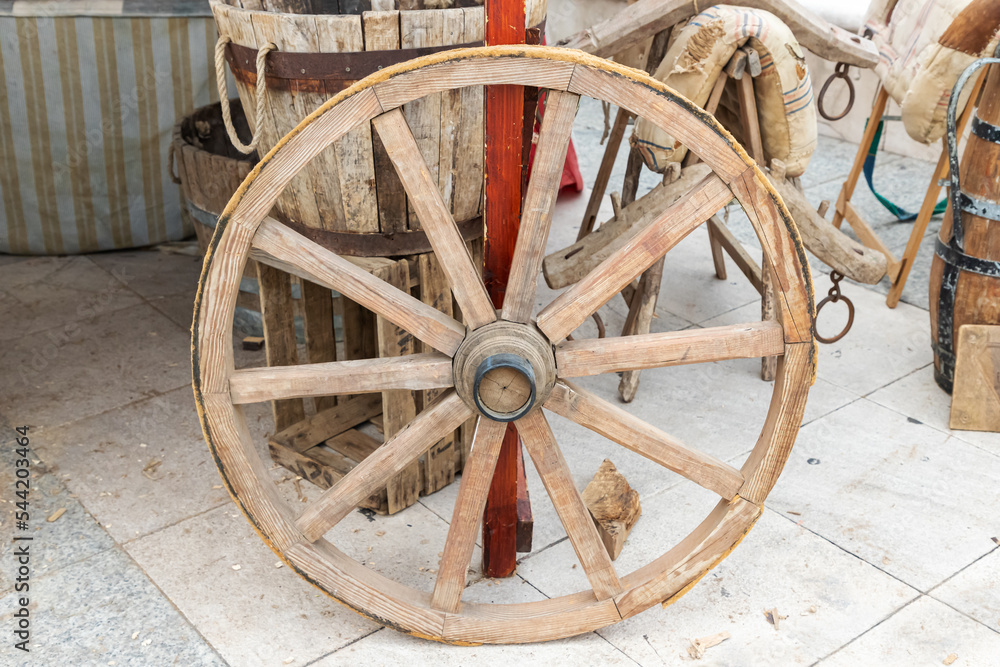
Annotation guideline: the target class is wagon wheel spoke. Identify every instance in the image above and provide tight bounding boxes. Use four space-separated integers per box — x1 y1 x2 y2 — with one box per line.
536 173 734 342
516 409 623 601
294 392 473 543
431 418 509 613
501 91 580 323
556 321 784 378
251 217 466 356
228 353 453 405
545 381 743 498
372 108 496 329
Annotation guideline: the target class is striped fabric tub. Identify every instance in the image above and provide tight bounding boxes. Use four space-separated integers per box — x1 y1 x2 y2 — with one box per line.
0 1 223 255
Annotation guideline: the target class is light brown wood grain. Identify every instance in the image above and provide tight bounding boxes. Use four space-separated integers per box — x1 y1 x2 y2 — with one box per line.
271 394 382 453
582 459 642 560
295 392 472 542
372 108 496 329
501 90 580 323
545 381 745 499
950 325 1000 432
431 417 508 613
256 262 306 430
537 172 735 342
557 321 784 377
251 217 466 355
301 280 337 413
517 410 623 601
229 353 454 404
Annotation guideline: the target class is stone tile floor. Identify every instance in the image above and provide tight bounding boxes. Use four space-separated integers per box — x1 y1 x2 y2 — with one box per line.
1 101 998 665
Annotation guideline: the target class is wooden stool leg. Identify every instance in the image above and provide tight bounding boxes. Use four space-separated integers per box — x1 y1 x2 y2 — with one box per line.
833 86 890 230
886 71 986 308
708 222 728 280
618 256 666 402
578 108 631 241
257 262 306 431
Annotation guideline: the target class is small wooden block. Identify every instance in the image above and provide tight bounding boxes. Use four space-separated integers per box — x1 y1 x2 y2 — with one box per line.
724 49 747 80
242 336 265 351
950 325 1000 433
741 46 762 77
581 459 641 560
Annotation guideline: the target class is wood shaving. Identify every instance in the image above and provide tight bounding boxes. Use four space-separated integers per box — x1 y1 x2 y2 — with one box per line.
943 654 958 665
686 631 731 659
141 458 163 481
46 508 67 523
764 608 787 630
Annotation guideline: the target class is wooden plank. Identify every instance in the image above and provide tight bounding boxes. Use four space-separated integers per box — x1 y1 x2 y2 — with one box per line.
294 392 472 542
545 381 744 499
363 10 408 233
302 280 337 412
516 445 533 552
950 325 1000 432
451 7 485 225
372 109 496 330
376 260 423 515
269 438 345 492
248 12 324 230
431 417 507 613
327 428 381 465
400 9 445 229
517 410 623 601
437 8 467 216
229 353 454 404
418 253 458 495
271 393 382 453
251 217 466 355
256 262 306 431
317 14 380 232
537 173 735 342
582 459 641 560
501 90 580 323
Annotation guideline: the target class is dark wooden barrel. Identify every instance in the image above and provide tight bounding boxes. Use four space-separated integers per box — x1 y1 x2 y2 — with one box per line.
930 61 1000 393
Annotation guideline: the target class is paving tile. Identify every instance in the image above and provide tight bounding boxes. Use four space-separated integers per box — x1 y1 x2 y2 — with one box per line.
0 255 142 342
798 134 901 190
312 621 635 666
868 365 1000 457
147 293 198 332
821 596 1000 666
126 504 378 666
932 549 1000 631
0 253 29 267
0 547 224 666
0 302 192 429
89 248 204 299
34 387 230 544
0 438 115 595
596 509 918 666
767 399 1000 592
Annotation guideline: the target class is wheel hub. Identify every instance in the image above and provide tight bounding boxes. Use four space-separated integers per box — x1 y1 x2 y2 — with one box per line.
453 321 556 422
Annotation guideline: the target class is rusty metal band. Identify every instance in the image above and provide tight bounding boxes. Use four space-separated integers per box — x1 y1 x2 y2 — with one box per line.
225 23 544 91
186 200 482 257
932 236 1000 393
971 114 1000 145
957 190 1000 224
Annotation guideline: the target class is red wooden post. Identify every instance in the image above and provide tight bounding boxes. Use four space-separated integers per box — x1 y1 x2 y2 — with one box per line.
482 0 526 578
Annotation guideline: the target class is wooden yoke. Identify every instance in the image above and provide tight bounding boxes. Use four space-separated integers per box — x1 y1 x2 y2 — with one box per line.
482 0 527 579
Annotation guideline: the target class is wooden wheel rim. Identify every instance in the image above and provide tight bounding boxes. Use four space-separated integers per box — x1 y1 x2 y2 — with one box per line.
193 46 816 644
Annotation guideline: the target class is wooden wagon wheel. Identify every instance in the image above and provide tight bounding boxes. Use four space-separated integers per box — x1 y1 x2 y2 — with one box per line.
193 46 816 644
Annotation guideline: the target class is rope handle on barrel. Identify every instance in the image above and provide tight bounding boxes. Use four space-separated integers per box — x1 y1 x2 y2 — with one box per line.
214 35 277 155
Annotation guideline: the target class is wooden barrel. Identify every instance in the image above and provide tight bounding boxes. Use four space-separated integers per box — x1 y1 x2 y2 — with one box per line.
929 61 1000 393
210 0 545 242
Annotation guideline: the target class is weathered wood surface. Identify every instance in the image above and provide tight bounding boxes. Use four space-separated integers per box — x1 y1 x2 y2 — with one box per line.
949 325 1000 432
582 459 642 560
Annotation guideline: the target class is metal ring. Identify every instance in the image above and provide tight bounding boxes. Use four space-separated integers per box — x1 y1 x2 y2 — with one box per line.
472 353 537 422
817 62 855 122
813 293 855 344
